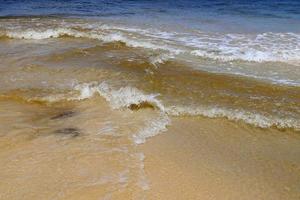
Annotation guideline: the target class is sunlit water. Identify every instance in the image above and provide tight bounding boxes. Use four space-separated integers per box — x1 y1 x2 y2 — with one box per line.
0 1 300 199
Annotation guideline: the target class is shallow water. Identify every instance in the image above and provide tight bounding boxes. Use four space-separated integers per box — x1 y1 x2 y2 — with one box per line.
0 1 300 199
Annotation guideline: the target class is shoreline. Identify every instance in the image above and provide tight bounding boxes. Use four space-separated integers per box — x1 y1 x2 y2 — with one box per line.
0 93 300 199
0 12 300 199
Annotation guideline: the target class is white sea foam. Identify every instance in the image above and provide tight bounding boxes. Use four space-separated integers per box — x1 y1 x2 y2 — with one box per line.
149 53 174 67
2 27 179 55
34 82 169 144
26 80 299 131
188 32 300 63
4 19 298 130
74 82 165 111
5 28 77 39
3 23 300 65
133 113 170 144
165 106 300 130
93 24 300 63
73 82 170 144
72 82 300 131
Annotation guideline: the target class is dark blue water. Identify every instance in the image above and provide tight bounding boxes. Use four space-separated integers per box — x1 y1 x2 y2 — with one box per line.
0 0 300 32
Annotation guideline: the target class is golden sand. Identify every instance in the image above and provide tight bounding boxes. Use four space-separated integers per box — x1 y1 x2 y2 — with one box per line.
142 117 300 200
0 17 300 200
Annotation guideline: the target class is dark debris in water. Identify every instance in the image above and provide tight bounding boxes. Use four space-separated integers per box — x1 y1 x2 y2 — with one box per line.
54 128 81 138
51 111 76 120
128 102 155 110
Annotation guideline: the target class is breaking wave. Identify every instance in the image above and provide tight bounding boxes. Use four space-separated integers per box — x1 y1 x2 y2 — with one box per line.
165 106 300 130
73 82 165 111
1 17 299 132
188 32 300 63
2 80 299 140
1 23 300 64
40 81 299 131
73 82 170 144
0 27 180 54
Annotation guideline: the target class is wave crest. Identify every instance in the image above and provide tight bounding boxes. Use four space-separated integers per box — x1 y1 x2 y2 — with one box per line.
74 82 165 111
165 106 300 130
72 82 299 131
74 82 170 144
2 22 299 64
3 81 299 131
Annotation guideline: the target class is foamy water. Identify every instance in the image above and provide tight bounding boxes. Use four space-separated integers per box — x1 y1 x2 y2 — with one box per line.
0 18 299 138
1 19 299 86
0 1 300 199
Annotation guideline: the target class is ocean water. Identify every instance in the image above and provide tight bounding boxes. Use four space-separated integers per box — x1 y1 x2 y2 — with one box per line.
0 1 300 199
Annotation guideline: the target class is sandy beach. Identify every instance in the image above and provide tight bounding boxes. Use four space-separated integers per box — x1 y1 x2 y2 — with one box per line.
1 1 300 199
142 117 300 200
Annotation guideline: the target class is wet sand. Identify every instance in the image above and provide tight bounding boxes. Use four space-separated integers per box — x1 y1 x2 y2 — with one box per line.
141 117 300 200
0 97 300 199
0 16 300 200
